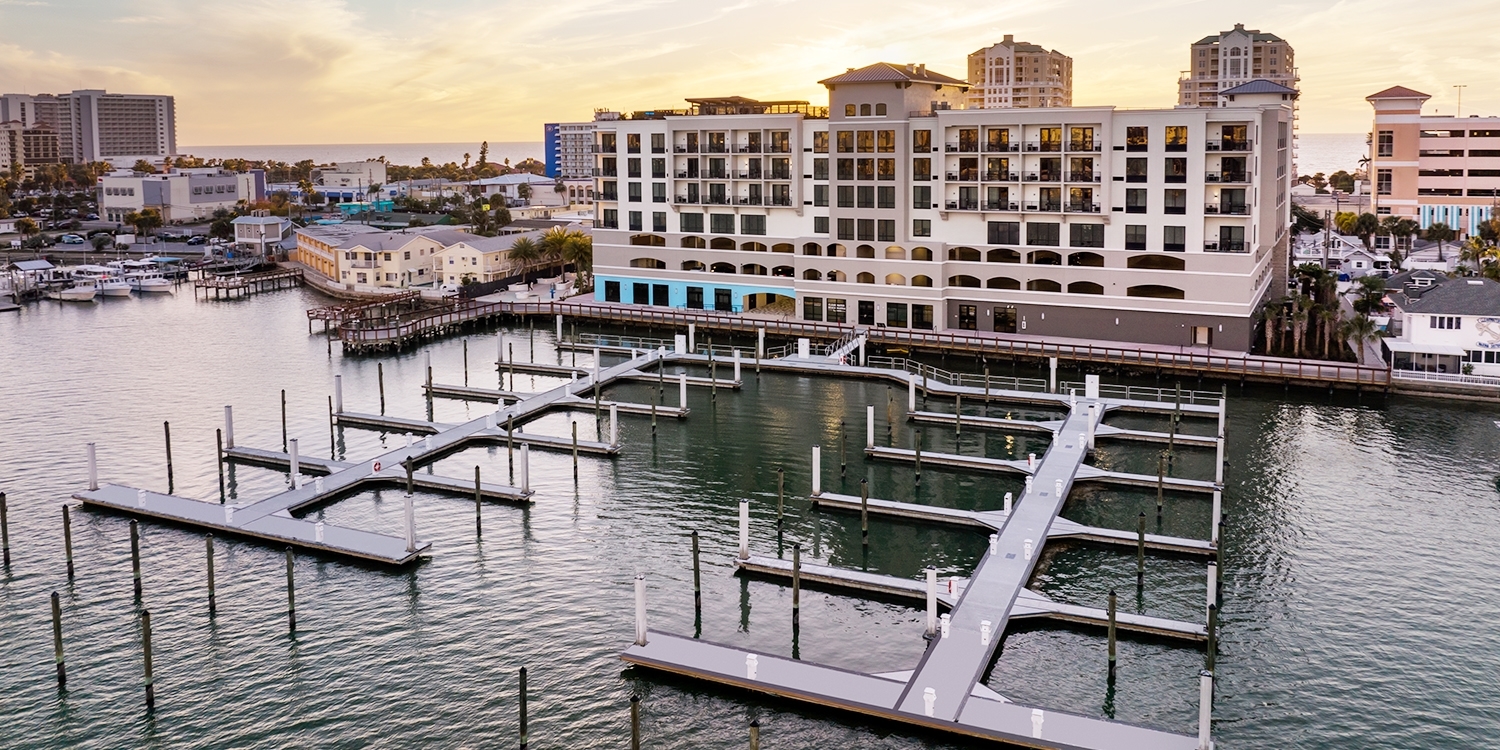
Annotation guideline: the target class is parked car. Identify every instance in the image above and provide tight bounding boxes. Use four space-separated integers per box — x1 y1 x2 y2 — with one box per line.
85 213 99 220
187 236 207 245
59 234 85 244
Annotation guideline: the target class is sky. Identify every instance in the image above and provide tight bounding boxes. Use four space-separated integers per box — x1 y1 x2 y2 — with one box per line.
1 0 1498 146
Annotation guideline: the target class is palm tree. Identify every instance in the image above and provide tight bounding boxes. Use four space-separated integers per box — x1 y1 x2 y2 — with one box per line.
1259 297 1284 355
1343 315 1382 366
560 232 593 290
1289 295 1310 358
1426 222 1456 263
507 237 542 277
537 227 572 273
1319 305 1342 359
1352 212 1381 252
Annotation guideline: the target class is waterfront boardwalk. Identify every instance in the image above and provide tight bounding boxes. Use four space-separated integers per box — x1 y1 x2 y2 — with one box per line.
193 266 304 299
623 342 1225 749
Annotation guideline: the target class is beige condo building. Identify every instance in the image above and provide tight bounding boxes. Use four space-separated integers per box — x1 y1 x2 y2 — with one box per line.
1178 24 1297 109
967 36 1072 110
1367 86 1500 236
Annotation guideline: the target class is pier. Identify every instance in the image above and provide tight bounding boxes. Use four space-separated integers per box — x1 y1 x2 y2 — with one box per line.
621 346 1227 750
194 267 304 299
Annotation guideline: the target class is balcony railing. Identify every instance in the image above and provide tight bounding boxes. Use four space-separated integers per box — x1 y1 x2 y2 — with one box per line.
985 171 1018 181
1067 172 1100 183
674 196 698 204
600 191 619 201
769 170 792 180
984 201 1019 211
705 170 727 179
705 145 728 153
591 144 613 153
768 196 793 206
674 145 698 153
736 145 762 154
1206 172 1250 183
675 171 693 178
1206 140 1252 152
768 145 792 154
1066 203 1102 213
946 172 979 182
1025 202 1064 213
945 200 981 211
1067 142 1101 152
984 143 1019 153
1024 172 1061 182
592 167 617 177
704 196 730 205
734 196 762 206
1205 202 1250 215
1205 240 1248 253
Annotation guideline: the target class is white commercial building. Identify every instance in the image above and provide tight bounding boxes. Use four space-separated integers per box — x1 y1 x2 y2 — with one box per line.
232 213 294 256
1 89 176 164
966 37 1072 110
589 62 1293 351
98 168 260 223
316 161 389 190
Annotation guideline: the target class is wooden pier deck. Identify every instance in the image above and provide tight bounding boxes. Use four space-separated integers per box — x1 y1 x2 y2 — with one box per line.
193 266 304 299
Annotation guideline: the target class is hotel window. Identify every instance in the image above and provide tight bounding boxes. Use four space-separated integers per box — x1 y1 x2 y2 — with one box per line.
875 103 887 116
628 183 641 202
988 221 1020 245
814 158 828 180
1126 188 1148 213
1126 126 1148 151
887 303 908 328
1026 222 1060 246
600 133 616 151
742 215 766 235
1126 158 1148 182
1164 189 1187 214
912 304 933 330
1164 226 1186 252
837 159 855 180
602 209 618 228
845 104 856 117
877 159 895 181
1165 126 1188 152
628 211 642 231
680 213 704 233
627 133 641 153
814 185 829 207
769 131 790 153
813 216 829 234
813 132 829 153
1431 316 1461 329
877 130 896 153
837 218 855 240
1125 225 1147 250
652 183 666 203
653 212 667 232
1164 158 1187 183
857 159 874 181
913 130 932 152
913 185 931 208
1069 223 1104 248
837 186 854 208
651 133 665 152
913 219 931 237
1373 131 1393 157
913 158 932 181
857 186 875 208
860 104 872 116
877 220 895 242
804 297 823 321
857 219 875 241
1377 169 1392 196
827 298 847 323
877 186 895 209
838 131 854 153
710 213 735 233
857 131 875 153
651 158 665 178
628 158 641 178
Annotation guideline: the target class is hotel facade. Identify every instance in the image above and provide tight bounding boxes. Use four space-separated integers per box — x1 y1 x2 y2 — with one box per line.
1367 86 1500 235
590 63 1293 351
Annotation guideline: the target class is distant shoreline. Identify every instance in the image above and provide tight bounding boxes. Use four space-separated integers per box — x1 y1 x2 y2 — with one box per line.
177 141 545 167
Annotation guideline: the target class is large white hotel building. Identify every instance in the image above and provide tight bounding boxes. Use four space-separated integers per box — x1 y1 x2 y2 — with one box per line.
589 62 1294 351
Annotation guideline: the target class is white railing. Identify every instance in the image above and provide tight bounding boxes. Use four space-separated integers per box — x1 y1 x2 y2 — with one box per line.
1392 369 1500 388
1060 381 1222 405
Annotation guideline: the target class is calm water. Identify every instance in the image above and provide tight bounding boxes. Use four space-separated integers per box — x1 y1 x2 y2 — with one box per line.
175 142 543 169
2 290 1498 749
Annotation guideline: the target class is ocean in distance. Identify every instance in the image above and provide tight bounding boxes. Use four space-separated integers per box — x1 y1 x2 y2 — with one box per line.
177 142 544 168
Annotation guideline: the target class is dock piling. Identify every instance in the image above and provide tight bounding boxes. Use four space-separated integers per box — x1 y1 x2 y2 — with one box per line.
1156 453 1165 520
630 694 641 750
289 438 301 489
1197 670 1213 750
87 442 98 490
914 430 922 481
609 403 619 448
1107 589 1118 679
691 531 701 608
130 519 143 600
163 421 174 492
776 468 784 526
474 466 482 538
404 480 416 553
141 609 155 710
1207 602 1218 670
1049 357 1058 393
908 378 916 412
555 313 562 340
206 535 216 612
866 405 874 449
520 444 530 495
634 574 649 645
463 340 469 386
955 394 962 436
378 363 385 414
860 479 869 548
750 719 761 750
62 505 74 577
738 499 749 559
792 543 801 627
285 547 296 633
925 566 937 638
224 405 235 449
281 390 288 451
51 591 65 687
216 429 226 501
1003 491 1012 513
840 420 846 477
1136 513 1146 587
328 397 336 455
811 445 821 496
0 493 8 568
519 666 529 749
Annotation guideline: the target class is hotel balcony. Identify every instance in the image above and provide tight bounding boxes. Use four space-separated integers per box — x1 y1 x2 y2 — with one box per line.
1066 141 1102 153
674 196 699 204
1205 172 1250 184
1206 140 1253 152
593 167 617 177
1065 203 1102 214
1067 172 1101 183
984 200 1019 211
1204 241 1248 253
946 172 980 182
984 171 1018 181
735 145 762 153
1204 202 1250 215
984 143 1020 153
1023 172 1061 183
674 145 699 153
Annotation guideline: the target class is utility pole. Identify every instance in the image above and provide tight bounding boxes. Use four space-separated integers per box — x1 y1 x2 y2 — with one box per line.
1323 209 1331 270
1455 84 1468 117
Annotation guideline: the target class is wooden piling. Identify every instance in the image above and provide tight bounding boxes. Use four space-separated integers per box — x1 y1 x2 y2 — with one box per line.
216 428 226 502
474 466 482 538
464 339 469 386
792 543 801 628
692 530 702 608
328 396 336 456
914 429 922 481
630 694 641 750
378 362 386 414
572 421 579 471
1157 453 1165 520
0 492 9 568
281 389 288 452
519 666 529 749
130 519 143 600
840 420 846 477
62 505 74 578
206 535 216 613
1107 589 1117 680
285 547 296 633
405 459 414 496
776 467 784 526
51 591 65 687
860 479 869 548
1136 513 1146 587
163 421 174 492
750 719 761 750
141 609 155 709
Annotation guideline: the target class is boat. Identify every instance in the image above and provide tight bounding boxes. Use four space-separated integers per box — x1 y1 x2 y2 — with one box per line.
45 284 99 302
73 265 134 297
110 259 175 294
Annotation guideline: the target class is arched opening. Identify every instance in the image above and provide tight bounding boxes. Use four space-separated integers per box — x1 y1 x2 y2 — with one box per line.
844 104 856 117
1027 279 1062 292
875 103 887 116
681 260 706 272
884 273 906 286
826 270 847 282
629 234 666 247
856 272 875 284
1068 281 1104 295
629 257 665 269
771 243 794 253
710 262 736 274
1067 252 1105 267
681 236 706 249
1127 284 1186 299
856 244 875 259
710 237 736 250
911 246 933 261
885 246 906 260
741 263 768 276
741 241 767 252
1027 250 1062 265
827 244 847 258
802 243 822 256
771 265 795 277
987 248 1021 263
911 275 933 287
1127 254 1187 271
948 246 981 261
860 104 872 116
986 277 1021 290
803 269 822 280
948 275 981 288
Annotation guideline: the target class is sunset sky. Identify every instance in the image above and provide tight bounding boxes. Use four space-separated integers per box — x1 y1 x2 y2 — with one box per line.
2 0 1497 146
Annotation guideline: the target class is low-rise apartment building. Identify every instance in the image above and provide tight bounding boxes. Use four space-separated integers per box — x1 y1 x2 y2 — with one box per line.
1368 86 1500 235
232 213 293 256
98 168 263 223
293 224 472 289
588 63 1293 351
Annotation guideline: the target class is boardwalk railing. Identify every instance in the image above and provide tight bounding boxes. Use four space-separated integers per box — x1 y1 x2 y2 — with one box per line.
866 356 1050 394
308 290 423 324
1391 369 1500 388
1059 380 1221 405
336 300 1391 387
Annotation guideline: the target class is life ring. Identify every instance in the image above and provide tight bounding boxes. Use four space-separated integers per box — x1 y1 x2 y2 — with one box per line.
373 460 382 472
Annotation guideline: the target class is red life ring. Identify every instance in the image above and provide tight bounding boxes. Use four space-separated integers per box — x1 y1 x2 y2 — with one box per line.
373 461 382 472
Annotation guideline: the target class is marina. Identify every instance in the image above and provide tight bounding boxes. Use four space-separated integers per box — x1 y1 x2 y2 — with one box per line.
1 287 1498 750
